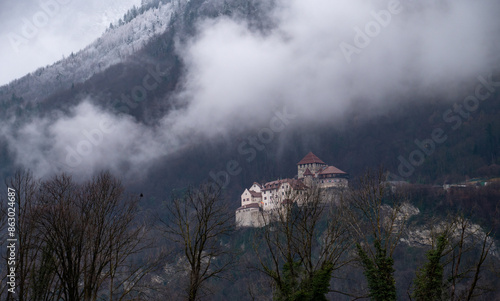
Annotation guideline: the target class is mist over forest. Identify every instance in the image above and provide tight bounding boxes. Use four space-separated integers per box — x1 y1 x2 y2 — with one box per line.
1 0 500 299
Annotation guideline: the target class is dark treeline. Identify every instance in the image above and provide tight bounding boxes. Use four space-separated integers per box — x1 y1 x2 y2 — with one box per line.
1 168 499 300
1 0 499 196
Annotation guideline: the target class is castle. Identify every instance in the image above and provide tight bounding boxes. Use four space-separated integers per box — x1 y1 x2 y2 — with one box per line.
235 152 349 227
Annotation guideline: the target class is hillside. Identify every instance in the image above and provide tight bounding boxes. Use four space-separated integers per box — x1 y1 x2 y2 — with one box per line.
1 0 500 299
0 0 498 190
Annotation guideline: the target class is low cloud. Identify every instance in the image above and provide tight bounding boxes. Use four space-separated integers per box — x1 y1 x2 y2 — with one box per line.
173 0 500 131
1 101 170 180
3 0 500 179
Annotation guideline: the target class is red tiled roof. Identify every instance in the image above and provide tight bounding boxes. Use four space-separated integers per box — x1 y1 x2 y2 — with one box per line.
262 178 308 191
303 168 314 176
297 152 325 165
249 191 262 198
285 179 308 190
289 179 308 190
319 165 346 175
252 182 262 188
262 179 287 190
236 203 260 210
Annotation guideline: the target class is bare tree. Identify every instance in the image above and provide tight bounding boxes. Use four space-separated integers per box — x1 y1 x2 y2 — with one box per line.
444 215 495 301
255 185 351 300
0 169 61 300
343 168 409 257
159 184 234 301
410 213 497 301
81 172 154 301
34 171 151 301
342 168 410 301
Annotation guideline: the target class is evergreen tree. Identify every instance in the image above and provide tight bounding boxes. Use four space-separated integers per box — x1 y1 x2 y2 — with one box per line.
274 260 335 301
412 234 447 301
357 239 396 301
300 261 335 301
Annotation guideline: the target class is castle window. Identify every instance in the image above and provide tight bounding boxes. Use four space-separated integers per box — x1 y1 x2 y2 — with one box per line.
264 197 267 200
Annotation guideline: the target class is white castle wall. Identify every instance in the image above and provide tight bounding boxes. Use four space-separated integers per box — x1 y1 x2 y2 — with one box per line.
236 208 266 228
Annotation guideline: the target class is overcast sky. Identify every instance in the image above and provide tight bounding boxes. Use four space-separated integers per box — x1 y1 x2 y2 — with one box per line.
0 0 141 86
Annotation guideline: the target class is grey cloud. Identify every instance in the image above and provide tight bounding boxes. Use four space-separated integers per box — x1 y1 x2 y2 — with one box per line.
4 0 500 179
172 0 500 133
1 100 170 180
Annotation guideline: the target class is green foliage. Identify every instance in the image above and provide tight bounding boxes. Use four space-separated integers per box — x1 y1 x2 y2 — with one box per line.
301 261 335 301
274 261 334 301
274 261 302 301
412 234 447 301
357 240 396 301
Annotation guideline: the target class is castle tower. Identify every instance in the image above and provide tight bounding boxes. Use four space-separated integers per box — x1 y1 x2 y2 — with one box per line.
303 168 314 186
297 152 327 178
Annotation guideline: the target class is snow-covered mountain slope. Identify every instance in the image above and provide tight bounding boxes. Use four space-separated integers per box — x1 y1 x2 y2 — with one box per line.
0 0 187 105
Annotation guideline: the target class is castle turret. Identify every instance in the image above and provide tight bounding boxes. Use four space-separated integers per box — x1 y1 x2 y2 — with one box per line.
303 168 314 186
297 152 327 178
318 166 348 188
